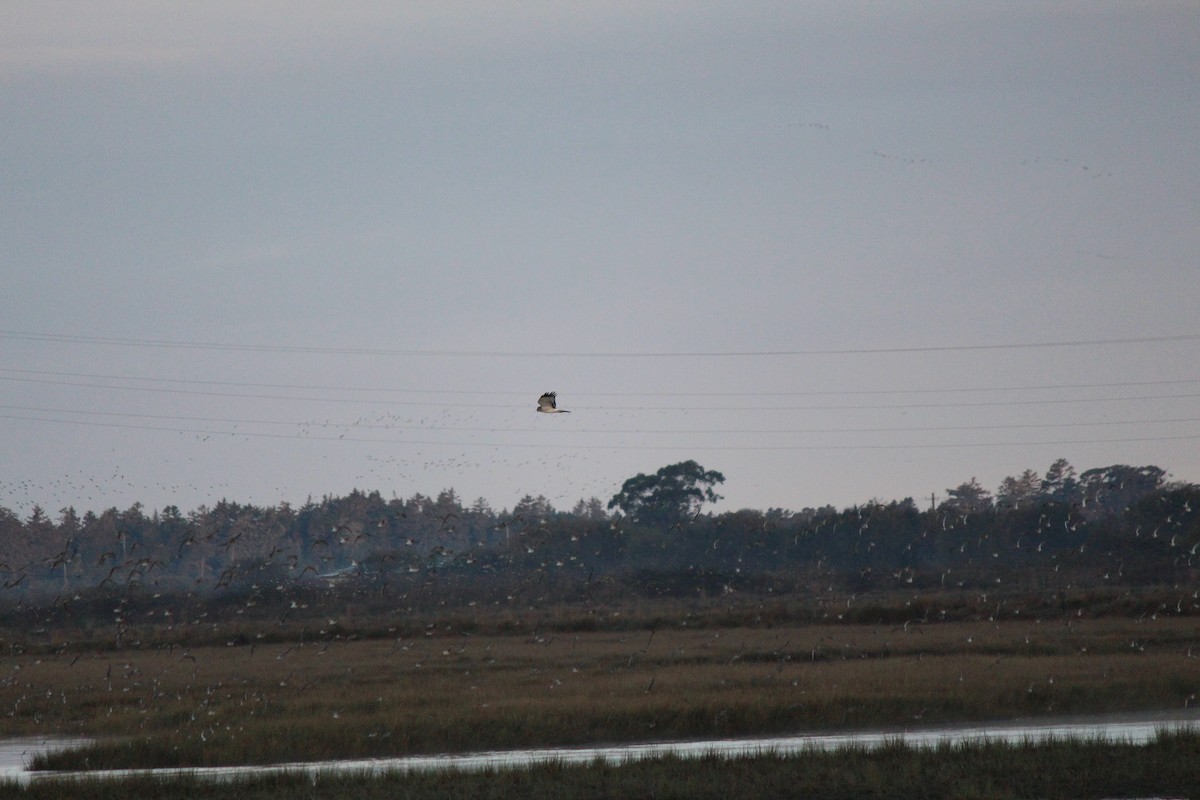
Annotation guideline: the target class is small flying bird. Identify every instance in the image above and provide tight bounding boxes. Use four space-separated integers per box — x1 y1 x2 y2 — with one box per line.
536 392 570 413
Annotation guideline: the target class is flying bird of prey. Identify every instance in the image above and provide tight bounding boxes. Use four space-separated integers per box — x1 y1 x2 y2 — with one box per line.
536 392 570 413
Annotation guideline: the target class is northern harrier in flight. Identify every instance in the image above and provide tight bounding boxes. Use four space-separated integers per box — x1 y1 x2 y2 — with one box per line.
536 392 570 413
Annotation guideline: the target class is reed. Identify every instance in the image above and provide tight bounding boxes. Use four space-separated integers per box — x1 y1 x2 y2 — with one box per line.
5 731 1199 800
5 615 1196 770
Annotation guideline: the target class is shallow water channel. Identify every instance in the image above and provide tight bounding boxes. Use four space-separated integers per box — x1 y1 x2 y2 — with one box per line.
4 709 1198 785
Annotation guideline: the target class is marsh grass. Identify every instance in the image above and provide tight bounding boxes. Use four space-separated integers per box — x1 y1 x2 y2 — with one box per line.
7 616 1197 770
6 584 1193 656
6 732 1200 800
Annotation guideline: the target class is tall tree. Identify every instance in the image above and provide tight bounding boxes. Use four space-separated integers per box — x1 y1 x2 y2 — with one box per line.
1041 458 1080 504
944 477 992 514
996 469 1041 509
571 497 608 520
512 494 555 523
1079 464 1166 516
608 460 725 527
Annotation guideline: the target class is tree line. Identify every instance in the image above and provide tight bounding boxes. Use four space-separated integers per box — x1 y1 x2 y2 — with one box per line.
0 458 1196 606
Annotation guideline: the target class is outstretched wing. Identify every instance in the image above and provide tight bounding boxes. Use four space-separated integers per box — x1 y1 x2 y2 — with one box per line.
537 392 557 411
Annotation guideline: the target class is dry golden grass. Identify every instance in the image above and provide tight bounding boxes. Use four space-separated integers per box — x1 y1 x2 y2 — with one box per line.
5 614 1198 768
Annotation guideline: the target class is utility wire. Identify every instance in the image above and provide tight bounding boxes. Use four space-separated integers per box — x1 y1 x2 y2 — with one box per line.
3 329 1199 357
3 412 1199 451
2 367 1199 398
2 404 1198 437
2 375 1199 410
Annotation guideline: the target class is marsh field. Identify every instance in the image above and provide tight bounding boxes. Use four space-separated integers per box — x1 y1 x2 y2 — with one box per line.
2 585 1198 798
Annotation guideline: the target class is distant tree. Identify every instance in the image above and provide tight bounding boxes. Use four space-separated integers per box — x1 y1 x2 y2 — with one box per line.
1040 458 1080 504
996 469 1041 509
406 493 433 516
1079 464 1166 516
798 505 839 523
57 506 81 537
154 504 190 553
944 477 992 514
433 489 463 519
512 494 555 523
571 497 608 520
608 460 725 527
27 504 51 530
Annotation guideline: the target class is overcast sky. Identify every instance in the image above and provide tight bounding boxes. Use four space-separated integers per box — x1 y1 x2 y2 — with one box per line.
2 2 1198 519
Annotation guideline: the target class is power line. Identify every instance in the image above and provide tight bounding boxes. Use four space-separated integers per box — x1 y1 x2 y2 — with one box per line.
3 329 1199 357
3 375 1199 410
2 403 1198 437
3 412 1199 451
2 366 1200 398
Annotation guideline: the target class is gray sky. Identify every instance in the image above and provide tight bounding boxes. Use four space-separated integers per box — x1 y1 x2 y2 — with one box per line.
3 1 1198 518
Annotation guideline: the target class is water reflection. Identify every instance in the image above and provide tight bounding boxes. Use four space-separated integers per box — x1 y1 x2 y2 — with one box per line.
0 738 91 782
8 710 1198 785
